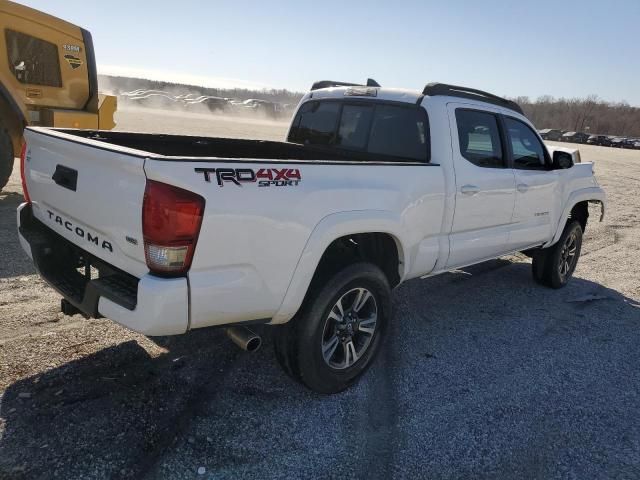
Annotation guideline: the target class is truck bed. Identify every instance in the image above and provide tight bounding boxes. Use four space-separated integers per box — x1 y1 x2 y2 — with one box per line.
51 129 430 165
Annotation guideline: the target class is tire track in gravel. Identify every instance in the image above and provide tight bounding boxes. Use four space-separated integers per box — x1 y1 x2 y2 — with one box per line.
323 333 400 478
353 257 540 478
358 309 401 480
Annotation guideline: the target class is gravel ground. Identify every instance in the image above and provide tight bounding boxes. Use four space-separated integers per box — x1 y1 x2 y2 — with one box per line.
1 109 639 479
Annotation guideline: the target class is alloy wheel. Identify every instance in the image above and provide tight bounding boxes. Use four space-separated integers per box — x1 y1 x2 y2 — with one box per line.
558 231 578 280
321 287 378 370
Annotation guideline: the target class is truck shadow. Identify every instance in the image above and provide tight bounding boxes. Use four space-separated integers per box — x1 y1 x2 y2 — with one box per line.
0 190 24 206
0 327 245 479
1 261 639 479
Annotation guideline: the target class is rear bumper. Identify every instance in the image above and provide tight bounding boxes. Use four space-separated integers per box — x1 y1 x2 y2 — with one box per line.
17 203 188 336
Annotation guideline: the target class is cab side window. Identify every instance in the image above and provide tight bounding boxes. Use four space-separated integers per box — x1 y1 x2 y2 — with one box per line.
455 110 504 168
5 29 62 87
505 117 548 170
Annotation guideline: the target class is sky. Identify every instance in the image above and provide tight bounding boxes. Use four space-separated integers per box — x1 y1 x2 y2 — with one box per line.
20 0 640 105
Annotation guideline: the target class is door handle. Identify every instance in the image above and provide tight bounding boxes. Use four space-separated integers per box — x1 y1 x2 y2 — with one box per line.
52 164 78 192
460 185 480 196
517 183 529 193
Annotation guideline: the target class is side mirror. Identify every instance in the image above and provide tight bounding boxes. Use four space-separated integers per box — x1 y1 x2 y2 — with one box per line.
553 151 574 169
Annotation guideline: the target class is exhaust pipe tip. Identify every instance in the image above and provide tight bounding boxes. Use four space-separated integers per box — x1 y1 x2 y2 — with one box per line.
245 335 262 352
226 326 262 352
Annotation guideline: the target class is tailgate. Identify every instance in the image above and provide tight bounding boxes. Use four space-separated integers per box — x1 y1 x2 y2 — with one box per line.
23 128 149 278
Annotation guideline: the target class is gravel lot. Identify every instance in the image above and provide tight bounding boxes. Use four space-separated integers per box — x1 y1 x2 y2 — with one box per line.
1 108 639 479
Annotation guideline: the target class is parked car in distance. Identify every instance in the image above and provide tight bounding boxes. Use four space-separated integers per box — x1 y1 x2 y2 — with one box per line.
561 131 590 144
621 138 639 149
610 137 627 148
183 96 229 113
586 135 611 146
538 129 563 141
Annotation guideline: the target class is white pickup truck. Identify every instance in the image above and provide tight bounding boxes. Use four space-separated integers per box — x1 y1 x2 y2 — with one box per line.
17 81 605 393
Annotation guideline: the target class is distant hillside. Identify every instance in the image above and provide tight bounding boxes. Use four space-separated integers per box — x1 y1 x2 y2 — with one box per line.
98 75 304 104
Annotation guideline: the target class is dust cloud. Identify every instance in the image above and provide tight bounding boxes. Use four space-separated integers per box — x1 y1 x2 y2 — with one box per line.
98 74 301 138
114 107 290 141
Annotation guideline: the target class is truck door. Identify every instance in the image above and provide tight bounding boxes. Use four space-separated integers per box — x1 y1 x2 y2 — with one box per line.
503 116 559 249
446 105 516 268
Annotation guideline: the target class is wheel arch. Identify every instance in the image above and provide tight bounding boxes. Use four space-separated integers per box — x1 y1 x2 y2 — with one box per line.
546 187 605 248
270 210 407 324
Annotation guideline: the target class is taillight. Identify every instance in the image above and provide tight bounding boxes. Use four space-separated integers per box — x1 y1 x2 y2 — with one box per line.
142 180 205 276
20 142 30 203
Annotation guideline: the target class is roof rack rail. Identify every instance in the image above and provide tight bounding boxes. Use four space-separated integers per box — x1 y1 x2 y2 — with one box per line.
422 82 524 115
311 78 381 91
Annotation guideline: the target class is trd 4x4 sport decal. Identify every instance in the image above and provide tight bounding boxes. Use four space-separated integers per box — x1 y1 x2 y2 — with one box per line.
195 167 302 187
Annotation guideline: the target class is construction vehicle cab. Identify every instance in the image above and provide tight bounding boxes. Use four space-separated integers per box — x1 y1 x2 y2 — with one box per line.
0 0 116 190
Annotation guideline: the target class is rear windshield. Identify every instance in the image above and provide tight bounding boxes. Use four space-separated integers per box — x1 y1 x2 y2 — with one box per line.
288 100 430 162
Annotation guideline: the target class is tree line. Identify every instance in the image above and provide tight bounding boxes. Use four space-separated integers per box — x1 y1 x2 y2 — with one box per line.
513 95 640 137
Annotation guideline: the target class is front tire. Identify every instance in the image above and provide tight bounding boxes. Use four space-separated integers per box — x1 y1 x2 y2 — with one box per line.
274 263 391 394
0 123 14 192
532 221 583 288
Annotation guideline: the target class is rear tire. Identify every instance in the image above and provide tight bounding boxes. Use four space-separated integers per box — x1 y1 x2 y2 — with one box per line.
532 221 583 288
0 124 14 192
273 262 391 394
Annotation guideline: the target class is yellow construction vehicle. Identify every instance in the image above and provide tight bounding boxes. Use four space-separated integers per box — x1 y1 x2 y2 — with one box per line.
0 0 116 190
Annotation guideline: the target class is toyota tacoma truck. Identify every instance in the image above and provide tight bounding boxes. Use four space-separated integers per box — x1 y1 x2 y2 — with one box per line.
17 81 606 394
